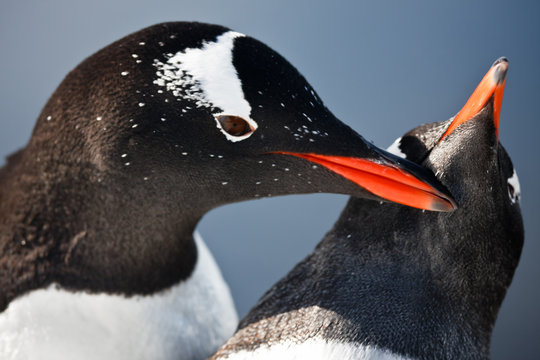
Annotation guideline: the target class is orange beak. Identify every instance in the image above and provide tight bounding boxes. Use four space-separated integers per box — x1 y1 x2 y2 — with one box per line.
440 57 508 142
275 152 456 212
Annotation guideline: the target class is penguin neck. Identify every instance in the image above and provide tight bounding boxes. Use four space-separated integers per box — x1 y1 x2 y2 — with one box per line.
350 197 515 312
331 200 508 340
0 148 211 311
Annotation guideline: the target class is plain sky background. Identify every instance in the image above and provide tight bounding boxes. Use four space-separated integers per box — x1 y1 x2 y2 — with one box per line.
1 1 538 358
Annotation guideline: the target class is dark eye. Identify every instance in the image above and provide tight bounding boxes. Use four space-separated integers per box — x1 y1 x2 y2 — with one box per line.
508 183 515 198
216 115 253 137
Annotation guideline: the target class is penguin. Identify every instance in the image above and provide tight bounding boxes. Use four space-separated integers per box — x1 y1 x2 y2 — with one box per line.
0 22 454 360
211 58 523 360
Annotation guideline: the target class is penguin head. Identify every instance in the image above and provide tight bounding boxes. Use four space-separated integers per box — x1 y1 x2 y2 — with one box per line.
31 22 455 212
388 58 523 286
392 58 520 208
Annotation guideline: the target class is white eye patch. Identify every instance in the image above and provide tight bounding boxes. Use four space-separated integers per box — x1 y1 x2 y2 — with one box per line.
153 31 258 142
507 169 521 204
386 137 406 159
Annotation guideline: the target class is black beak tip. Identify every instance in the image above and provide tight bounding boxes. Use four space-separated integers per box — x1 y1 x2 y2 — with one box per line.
433 197 458 212
375 148 458 211
492 57 509 84
492 57 509 66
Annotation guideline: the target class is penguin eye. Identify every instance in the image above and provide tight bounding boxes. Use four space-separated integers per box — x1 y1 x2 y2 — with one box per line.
507 182 520 204
216 115 253 137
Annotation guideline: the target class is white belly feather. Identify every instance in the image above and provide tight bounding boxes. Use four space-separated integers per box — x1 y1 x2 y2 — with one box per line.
0 232 238 360
222 338 412 360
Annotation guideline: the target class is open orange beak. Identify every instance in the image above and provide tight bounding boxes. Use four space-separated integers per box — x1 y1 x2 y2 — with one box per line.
275 151 456 212
440 57 508 142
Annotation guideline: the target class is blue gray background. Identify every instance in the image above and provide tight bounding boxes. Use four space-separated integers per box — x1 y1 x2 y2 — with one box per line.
1 1 538 358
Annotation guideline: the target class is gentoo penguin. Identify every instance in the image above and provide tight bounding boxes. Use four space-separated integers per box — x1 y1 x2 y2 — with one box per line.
211 58 523 360
0 22 454 360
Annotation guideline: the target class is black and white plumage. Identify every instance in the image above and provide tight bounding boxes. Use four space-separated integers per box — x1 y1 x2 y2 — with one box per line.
0 22 455 359
212 58 523 360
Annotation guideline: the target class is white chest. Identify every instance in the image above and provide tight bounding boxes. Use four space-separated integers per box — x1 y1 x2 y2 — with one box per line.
0 233 238 360
221 338 412 360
